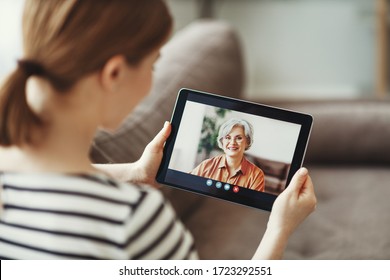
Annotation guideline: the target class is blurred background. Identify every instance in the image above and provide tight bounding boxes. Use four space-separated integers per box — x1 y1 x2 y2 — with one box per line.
0 0 24 81
1 0 389 100
166 0 389 100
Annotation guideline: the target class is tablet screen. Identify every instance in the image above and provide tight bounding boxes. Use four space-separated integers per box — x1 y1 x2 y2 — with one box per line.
157 88 313 211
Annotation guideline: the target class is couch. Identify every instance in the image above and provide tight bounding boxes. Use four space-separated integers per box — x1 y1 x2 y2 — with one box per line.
90 20 390 260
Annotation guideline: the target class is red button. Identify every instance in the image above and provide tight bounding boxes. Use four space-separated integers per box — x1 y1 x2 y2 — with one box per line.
233 186 239 193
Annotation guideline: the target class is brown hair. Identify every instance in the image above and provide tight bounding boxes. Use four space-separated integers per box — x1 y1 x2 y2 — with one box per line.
0 0 172 146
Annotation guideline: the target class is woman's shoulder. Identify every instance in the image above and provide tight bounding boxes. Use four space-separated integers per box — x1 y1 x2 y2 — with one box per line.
87 173 169 217
199 154 224 165
243 157 265 176
1 171 165 207
1 171 170 231
81 173 167 206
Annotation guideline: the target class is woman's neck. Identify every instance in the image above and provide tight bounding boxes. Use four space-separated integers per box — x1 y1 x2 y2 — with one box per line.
0 121 97 174
0 76 103 174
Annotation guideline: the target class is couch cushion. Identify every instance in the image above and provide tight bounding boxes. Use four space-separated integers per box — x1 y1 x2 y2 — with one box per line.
284 165 390 259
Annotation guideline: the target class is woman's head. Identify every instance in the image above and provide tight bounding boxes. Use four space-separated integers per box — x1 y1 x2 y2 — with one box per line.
0 0 172 146
217 118 254 158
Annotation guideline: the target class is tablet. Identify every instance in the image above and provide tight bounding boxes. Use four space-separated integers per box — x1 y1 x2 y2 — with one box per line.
157 88 313 211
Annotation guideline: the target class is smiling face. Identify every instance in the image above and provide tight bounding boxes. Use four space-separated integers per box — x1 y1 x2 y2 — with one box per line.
221 125 248 159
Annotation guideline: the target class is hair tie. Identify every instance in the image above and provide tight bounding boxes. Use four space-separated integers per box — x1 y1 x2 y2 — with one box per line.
17 59 46 77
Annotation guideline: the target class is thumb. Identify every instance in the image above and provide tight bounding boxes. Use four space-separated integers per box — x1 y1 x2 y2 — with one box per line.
146 121 171 153
286 167 309 194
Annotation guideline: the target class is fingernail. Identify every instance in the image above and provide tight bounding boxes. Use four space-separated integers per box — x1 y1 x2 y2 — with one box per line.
164 121 169 127
299 167 308 176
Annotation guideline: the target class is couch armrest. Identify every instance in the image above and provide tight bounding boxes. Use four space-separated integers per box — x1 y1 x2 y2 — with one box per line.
251 99 390 165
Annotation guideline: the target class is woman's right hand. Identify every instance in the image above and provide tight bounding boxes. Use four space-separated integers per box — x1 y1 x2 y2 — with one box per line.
268 167 317 237
252 167 316 259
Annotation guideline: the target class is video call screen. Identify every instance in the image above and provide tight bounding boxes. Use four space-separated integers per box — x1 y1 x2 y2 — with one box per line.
157 89 312 211
168 100 301 193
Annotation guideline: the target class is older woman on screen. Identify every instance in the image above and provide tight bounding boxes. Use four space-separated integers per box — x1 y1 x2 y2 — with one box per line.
191 118 265 192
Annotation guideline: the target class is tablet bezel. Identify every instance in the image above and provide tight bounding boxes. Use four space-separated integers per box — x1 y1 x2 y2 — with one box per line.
157 88 313 211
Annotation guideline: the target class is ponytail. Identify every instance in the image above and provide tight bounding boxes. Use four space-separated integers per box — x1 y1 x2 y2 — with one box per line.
0 63 44 146
1 0 173 147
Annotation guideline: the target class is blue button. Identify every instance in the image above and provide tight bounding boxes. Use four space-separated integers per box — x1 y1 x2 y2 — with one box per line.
224 184 231 191
216 182 222 188
206 179 213 186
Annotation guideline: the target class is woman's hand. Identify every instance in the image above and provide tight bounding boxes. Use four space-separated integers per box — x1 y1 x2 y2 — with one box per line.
252 167 316 259
268 167 317 236
93 122 171 187
132 121 171 186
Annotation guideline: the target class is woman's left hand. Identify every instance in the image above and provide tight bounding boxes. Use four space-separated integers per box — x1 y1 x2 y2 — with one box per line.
133 121 171 187
93 122 171 187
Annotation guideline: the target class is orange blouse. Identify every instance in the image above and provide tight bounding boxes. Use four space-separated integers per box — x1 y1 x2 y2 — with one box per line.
190 154 265 192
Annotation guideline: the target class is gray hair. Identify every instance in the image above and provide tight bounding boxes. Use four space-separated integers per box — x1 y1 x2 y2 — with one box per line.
217 118 254 151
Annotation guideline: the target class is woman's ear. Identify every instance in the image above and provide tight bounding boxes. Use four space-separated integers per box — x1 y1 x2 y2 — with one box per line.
99 55 127 93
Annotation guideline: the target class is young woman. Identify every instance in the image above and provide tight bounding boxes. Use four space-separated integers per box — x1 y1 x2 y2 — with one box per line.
0 0 316 260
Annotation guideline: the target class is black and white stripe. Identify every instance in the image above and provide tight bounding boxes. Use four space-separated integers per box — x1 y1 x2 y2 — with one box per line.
0 172 198 259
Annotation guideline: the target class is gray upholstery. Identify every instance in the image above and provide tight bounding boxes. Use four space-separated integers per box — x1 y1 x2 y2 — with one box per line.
285 166 390 259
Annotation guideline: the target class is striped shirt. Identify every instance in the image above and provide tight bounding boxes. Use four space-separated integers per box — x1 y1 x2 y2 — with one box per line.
0 172 198 260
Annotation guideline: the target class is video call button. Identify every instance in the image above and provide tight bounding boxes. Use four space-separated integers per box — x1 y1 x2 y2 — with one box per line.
224 184 231 191
216 182 222 189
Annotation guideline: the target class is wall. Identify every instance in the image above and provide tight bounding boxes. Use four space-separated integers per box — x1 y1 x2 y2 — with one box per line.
0 0 24 81
167 0 377 100
0 0 378 100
